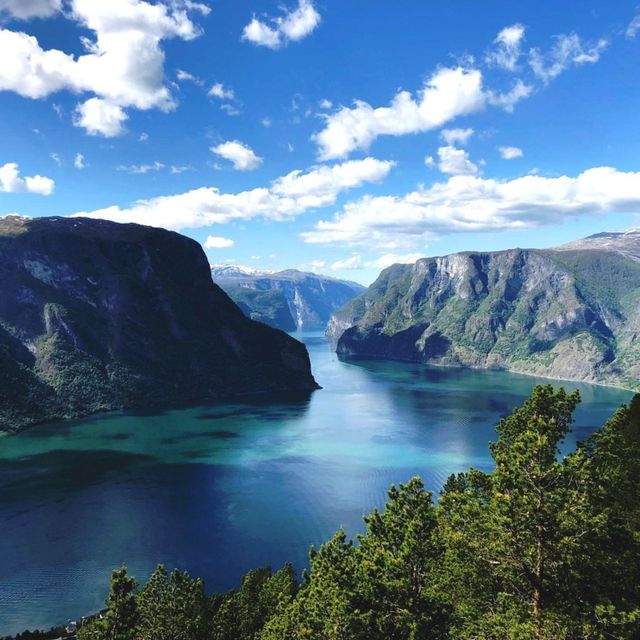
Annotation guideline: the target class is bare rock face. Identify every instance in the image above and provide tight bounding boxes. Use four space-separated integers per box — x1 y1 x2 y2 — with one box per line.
211 266 365 330
328 235 640 391
0 217 318 432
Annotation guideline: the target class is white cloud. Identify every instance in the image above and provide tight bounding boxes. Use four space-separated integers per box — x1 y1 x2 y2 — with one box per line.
73 98 129 137
314 67 486 160
498 146 523 160
170 165 192 174
302 167 640 248
330 255 362 270
0 0 206 136
367 253 424 269
428 145 479 176
261 117 272 127
50 152 62 166
117 161 165 174
116 160 166 175
72 157 393 230
204 235 234 249
319 98 333 110
626 13 640 38
177 68 203 85
0 0 61 20
208 82 235 100
486 23 525 71
309 259 325 271
220 103 241 116
271 157 395 203
74 153 86 169
0 162 54 195
529 33 608 83
138 132 149 142
486 79 533 113
211 140 263 171
242 0 320 50
441 127 474 146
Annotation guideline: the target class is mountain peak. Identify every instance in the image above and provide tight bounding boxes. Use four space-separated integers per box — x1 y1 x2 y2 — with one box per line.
555 227 640 260
210 264 272 278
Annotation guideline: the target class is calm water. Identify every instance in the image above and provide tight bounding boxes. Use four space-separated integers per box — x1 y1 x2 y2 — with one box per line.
0 333 633 634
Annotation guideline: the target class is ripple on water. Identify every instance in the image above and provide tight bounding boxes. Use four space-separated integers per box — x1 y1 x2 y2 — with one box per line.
0 333 633 635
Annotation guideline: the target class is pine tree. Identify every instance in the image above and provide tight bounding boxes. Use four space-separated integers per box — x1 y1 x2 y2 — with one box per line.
439 385 586 638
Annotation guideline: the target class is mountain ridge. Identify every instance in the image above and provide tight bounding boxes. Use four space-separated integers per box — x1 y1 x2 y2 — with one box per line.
0 216 318 433
212 266 365 330
328 229 640 391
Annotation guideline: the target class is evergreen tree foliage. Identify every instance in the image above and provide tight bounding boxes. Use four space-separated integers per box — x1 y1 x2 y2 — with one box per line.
67 387 640 640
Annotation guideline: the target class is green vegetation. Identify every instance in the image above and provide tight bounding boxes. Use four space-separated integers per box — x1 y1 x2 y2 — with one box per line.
226 288 297 332
330 248 640 391
20 386 638 640
0 217 318 433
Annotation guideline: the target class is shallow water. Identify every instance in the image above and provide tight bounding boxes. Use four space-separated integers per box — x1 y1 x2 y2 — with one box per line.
0 332 632 634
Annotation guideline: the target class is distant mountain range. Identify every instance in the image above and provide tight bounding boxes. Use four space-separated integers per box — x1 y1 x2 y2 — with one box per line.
328 229 640 391
0 217 318 433
211 265 365 331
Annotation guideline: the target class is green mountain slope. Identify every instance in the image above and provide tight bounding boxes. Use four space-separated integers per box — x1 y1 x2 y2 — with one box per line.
328 232 640 391
225 287 297 332
0 216 318 433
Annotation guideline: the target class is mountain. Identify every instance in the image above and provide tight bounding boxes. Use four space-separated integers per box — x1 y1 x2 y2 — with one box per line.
211 266 366 330
328 230 640 391
0 216 318 433
224 287 297 332
556 228 640 260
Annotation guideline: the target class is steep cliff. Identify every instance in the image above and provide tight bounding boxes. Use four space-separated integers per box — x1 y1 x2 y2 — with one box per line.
0 216 318 432
211 266 365 330
224 287 297 332
328 236 640 391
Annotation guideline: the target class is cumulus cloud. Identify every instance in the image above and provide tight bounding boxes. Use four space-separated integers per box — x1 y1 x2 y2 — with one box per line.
314 67 486 160
242 0 320 49
427 145 479 176
441 127 474 146
74 98 129 137
204 235 234 249
211 140 263 171
72 157 394 230
486 23 526 71
0 162 54 195
208 82 235 100
529 33 608 83
302 167 640 248
0 0 207 136
74 153 86 169
0 0 61 20
499 146 523 160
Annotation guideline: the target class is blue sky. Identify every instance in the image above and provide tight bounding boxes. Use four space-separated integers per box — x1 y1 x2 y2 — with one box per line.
1 0 640 284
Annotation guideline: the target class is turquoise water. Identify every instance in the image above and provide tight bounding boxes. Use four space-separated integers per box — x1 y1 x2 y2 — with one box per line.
0 333 632 634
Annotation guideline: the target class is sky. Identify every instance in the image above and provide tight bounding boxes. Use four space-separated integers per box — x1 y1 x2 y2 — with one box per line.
1 0 640 285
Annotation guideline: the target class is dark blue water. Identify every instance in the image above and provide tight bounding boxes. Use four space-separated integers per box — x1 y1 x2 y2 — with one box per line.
0 333 632 634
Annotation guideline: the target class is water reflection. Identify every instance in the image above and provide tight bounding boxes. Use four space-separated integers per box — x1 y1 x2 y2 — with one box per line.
0 333 632 634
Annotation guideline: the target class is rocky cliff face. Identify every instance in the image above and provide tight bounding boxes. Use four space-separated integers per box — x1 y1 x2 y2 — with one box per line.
0 216 318 432
224 287 297 332
211 266 365 330
328 238 640 391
